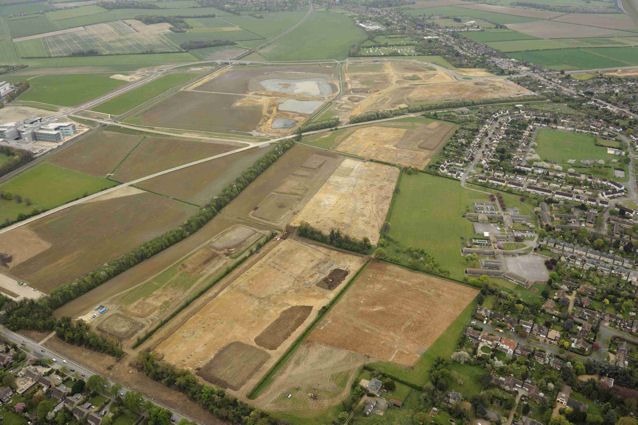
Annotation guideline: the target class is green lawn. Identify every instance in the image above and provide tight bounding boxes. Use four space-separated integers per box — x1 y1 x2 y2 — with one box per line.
19 74 126 106
112 410 139 425
0 410 26 425
93 73 196 115
0 162 116 223
260 10 367 61
534 128 626 180
448 363 484 397
387 173 483 279
369 299 477 386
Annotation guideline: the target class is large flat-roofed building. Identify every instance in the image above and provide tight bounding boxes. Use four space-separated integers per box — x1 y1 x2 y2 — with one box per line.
0 122 19 140
0 81 13 98
34 122 76 142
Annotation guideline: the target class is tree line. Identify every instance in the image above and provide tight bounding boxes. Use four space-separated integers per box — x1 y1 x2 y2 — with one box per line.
0 146 33 178
298 118 339 133
296 221 372 254
137 351 284 425
179 40 235 50
0 140 295 354
0 80 29 104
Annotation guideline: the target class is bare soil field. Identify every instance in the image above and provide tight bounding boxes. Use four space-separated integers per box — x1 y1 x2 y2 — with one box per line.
254 305 313 350
507 21 633 38
194 64 338 96
54 215 243 320
555 13 638 31
84 223 268 345
254 341 366 414
138 147 266 206
222 144 343 227
2 188 197 293
47 130 142 177
291 159 399 245
138 91 264 134
332 119 455 169
309 262 478 366
334 60 531 120
112 137 235 182
199 342 271 390
155 238 366 395
0 105 56 122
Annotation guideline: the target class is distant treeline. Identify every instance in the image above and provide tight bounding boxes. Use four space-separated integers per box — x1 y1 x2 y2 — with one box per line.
179 40 235 50
99 0 159 9
0 140 295 356
297 221 372 254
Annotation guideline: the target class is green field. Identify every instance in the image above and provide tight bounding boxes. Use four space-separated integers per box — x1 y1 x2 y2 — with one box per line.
19 52 197 71
6 14 56 38
489 39 569 52
463 29 537 43
404 6 539 25
0 162 116 223
18 74 126 106
508 48 631 69
260 11 366 61
536 128 609 164
93 73 196 115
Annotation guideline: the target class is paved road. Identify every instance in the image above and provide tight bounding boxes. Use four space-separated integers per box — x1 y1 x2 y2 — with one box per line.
0 327 193 423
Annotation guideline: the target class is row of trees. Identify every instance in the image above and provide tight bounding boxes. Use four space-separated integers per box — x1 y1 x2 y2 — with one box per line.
0 146 33 178
296 222 372 254
1 140 295 349
55 317 124 358
98 1 159 9
298 118 340 133
137 352 282 425
349 95 545 124
180 40 235 50
0 80 29 104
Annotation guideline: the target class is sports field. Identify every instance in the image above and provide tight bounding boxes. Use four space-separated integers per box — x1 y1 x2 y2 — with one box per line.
309 262 478 366
0 162 116 224
100 75 203 113
19 74 126 106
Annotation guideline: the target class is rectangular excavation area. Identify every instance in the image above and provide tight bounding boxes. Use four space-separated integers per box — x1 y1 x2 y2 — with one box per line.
155 239 365 392
291 159 399 245
309 262 478 366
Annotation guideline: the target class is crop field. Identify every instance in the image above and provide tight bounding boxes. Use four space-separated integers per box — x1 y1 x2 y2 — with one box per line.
90 224 268 343
334 60 533 120
309 262 478 366
93 73 197 115
19 74 126 106
47 130 142 177
507 48 632 70
404 6 539 25
139 147 267 206
0 187 197 293
507 20 634 39
0 162 116 224
454 3 561 19
291 159 399 245
257 11 366 61
254 341 366 415
208 144 342 228
155 238 366 394
555 13 638 31
6 15 57 39
137 64 338 135
111 137 235 182
462 29 538 43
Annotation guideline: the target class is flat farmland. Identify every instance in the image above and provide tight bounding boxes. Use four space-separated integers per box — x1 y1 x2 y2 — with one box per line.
0 188 197 293
322 117 456 169
91 224 269 344
507 21 633 39
19 74 126 106
291 159 400 245
403 6 538 24
139 147 267 206
0 162 116 224
47 130 142 177
155 238 366 394
555 13 638 31
111 137 236 182
508 48 629 70
93 73 197 115
136 91 264 134
222 144 343 227
254 341 366 416
462 29 538 43
309 262 477 366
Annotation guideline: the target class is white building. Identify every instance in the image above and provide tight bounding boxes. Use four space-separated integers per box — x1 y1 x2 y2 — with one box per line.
0 81 13 98
0 122 19 140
